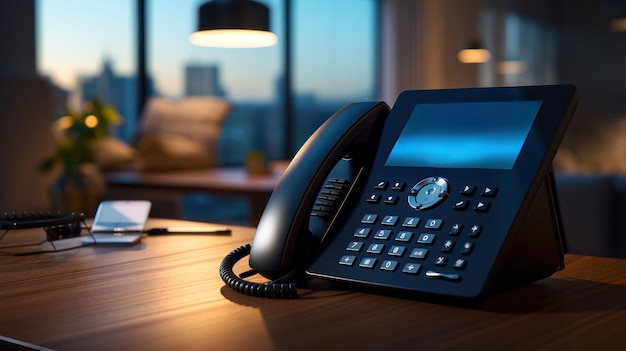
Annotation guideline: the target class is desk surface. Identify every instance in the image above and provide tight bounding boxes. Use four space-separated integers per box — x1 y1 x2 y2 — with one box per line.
1 218 626 350
104 166 286 224
105 165 286 196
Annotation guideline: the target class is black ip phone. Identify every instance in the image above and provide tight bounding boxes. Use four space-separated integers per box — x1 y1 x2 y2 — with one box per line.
220 84 578 302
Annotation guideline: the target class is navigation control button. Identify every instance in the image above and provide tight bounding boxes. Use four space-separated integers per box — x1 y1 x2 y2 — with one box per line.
408 177 449 210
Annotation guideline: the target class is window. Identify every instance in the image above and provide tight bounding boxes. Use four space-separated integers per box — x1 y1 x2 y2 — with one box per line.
150 0 284 165
150 0 377 164
37 0 137 141
38 0 378 164
291 0 378 152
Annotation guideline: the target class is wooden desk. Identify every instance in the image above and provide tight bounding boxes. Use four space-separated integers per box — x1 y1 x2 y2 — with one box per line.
1 219 626 350
105 165 286 224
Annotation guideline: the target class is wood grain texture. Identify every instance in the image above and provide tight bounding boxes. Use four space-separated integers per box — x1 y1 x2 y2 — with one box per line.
1 219 626 350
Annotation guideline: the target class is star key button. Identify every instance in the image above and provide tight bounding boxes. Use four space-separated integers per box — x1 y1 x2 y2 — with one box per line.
442 239 455 252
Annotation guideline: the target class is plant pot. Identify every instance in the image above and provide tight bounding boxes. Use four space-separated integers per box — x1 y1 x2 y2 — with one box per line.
50 164 105 216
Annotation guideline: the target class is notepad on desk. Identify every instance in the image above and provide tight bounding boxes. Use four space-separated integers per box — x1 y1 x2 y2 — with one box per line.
87 200 152 245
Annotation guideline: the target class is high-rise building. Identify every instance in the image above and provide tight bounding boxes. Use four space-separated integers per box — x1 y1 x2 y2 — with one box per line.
80 58 155 141
184 64 225 97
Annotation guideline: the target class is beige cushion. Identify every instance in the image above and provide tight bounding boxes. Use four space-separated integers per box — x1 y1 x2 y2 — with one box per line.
137 134 214 171
136 97 232 171
94 137 137 171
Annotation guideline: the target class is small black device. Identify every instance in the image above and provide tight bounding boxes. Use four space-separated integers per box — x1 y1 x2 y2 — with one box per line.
220 85 578 302
0 211 84 241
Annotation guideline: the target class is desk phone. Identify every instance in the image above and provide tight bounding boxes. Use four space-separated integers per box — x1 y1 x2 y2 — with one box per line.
220 85 578 302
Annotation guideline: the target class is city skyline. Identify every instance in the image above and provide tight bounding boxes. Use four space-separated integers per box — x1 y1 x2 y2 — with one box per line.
37 0 376 102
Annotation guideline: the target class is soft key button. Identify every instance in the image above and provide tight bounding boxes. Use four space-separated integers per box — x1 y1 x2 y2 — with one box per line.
459 185 476 195
481 186 498 197
391 181 406 191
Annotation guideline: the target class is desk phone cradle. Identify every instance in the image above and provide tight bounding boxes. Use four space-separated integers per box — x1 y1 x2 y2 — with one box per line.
220 85 578 302
0 211 91 252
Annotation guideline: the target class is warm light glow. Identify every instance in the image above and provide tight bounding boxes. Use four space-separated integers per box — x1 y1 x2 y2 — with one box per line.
497 60 526 75
458 48 491 64
56 115 73 130
190 29 278 48
85 115 99 128
610 18 626 32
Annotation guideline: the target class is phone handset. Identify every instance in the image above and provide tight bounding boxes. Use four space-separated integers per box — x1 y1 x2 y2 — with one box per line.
220 101 390 298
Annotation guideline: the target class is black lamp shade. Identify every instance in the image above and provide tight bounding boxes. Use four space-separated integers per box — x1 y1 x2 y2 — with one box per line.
190 0 277 48
198 0 270 31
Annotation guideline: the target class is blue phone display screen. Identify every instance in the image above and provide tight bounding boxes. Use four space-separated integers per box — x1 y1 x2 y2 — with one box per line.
384 100 542 169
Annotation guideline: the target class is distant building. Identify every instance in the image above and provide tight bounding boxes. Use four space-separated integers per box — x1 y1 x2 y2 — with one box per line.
185 64 226 97
80 57 155 142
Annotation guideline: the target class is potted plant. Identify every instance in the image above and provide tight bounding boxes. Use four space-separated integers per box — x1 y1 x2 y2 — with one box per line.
39 98 121 214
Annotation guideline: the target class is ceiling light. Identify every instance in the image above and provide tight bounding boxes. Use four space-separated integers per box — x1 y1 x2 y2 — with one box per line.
190 0 278 48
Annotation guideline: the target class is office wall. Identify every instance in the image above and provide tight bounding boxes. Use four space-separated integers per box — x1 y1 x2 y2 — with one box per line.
557 0 626 155
0 0 59 211
379 0 626 170
379 0 484 105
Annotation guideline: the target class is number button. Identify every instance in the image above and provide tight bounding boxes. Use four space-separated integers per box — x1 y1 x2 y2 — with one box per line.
361 214 378 224
417 233 436 244
395 231 413 242
388 245 406 257
367 243 385 254
346 241 363 252
402 217 420 228
380 260 398 271
424 219 443 230
381 215 398 226
354 228 371 238
374 229 392 240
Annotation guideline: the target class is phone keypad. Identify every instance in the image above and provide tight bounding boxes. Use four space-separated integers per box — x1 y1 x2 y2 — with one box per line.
337 179 499 283
340 214 478 281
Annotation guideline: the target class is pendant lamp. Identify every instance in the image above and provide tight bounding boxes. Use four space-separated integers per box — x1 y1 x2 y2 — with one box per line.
190 0 278 48
458 39 491 64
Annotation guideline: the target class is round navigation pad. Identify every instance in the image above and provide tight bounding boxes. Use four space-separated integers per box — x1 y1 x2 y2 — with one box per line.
408 177 449 210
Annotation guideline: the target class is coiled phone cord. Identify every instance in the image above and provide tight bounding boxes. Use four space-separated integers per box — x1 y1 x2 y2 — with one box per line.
219 244 298 299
